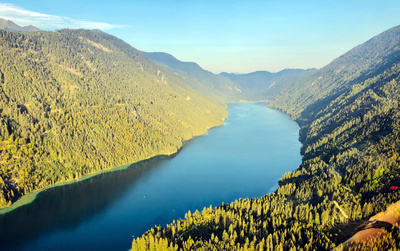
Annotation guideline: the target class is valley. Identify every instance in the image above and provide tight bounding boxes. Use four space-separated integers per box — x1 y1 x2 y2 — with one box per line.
1 9 400 250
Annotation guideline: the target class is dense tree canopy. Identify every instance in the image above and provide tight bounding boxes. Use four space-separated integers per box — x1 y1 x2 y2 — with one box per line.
0 29 227 208
132 25 400 250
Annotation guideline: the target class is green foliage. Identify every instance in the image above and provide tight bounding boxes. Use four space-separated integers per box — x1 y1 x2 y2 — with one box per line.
133 198 334 250
0 29 227 208
133 25 400 250
268 25 400 120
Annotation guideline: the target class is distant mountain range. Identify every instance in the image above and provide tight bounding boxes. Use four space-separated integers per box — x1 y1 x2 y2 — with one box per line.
0 18 314 105
144 52 246 103
145 52 315 102
220 69 316 100
0 18 40 32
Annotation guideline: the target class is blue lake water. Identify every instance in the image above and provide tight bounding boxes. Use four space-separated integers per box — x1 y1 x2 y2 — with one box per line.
0 102 301 251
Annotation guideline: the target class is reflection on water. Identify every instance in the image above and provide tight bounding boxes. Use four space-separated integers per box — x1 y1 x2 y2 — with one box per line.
0 103 301 251
0 154 177 250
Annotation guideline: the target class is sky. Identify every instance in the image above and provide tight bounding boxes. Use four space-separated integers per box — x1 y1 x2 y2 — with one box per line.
0 0 399 74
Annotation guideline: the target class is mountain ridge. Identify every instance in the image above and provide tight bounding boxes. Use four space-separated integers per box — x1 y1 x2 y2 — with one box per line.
0 18 40 32
144 51 246 103
220 68 317 100
269 24 400 119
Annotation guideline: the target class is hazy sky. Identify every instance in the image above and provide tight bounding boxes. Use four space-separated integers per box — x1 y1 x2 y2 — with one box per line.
1 1 400 73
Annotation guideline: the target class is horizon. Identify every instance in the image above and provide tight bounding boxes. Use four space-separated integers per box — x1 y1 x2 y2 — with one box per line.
1 1 399 74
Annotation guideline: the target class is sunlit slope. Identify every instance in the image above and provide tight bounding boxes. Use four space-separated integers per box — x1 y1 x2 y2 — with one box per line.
271 24 400 249
0 29 227 208
269 25 400 120
132 25 400 250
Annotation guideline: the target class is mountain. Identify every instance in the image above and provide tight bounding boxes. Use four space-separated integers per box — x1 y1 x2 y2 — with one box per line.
268 25 400 120
0 29 227 208
220 68 316 100
133 25 400 250
144 52 246 103
0 18 40 32
144 52 315 103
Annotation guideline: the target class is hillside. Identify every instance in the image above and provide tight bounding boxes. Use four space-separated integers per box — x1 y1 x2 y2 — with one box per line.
132 25 400 250
0 18 40 32
0 29 227 208
220 69 316 101
268 25 400 120
144 52 246 103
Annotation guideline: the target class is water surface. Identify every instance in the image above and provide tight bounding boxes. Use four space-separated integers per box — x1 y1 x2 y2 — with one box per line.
0 102 301 251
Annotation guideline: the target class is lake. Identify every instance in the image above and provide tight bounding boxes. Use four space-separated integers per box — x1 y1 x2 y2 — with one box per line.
0 102 301 251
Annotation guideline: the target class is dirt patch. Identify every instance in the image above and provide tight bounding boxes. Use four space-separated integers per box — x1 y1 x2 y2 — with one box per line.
340 200 400 249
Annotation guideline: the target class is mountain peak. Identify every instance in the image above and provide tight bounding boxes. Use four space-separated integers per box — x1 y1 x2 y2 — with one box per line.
0 18 40 32
144 51 247 103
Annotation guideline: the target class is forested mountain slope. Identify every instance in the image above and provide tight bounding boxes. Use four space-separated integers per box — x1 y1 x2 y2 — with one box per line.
220 69 316 101
268 25 400 120
144 52 245 103
132 25 400 250
0 29 227 208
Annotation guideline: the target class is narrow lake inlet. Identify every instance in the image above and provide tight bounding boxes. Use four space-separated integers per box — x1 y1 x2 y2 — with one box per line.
0 102 302 251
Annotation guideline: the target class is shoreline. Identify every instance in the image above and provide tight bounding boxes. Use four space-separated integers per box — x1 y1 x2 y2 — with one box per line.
0 117 227 215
